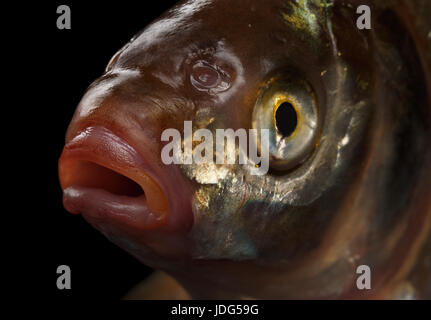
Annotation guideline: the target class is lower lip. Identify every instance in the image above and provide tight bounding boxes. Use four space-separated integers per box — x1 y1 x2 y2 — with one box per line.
62 185 165 229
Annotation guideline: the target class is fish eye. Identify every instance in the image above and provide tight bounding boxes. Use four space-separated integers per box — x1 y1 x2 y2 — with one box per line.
274 101 298 138
252 75 319 171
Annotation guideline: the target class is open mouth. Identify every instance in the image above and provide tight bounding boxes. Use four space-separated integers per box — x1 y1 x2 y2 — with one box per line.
59 126 169 230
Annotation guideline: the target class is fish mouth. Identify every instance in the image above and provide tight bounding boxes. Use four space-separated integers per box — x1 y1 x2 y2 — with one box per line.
59 126 177 230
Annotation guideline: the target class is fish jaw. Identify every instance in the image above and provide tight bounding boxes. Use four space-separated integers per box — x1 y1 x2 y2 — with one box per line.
59 126 194 233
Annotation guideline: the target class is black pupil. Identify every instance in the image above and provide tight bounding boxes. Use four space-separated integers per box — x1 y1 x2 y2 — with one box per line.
275 102 298 137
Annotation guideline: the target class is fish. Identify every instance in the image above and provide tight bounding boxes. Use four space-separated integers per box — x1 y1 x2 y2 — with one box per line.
58 0 431 299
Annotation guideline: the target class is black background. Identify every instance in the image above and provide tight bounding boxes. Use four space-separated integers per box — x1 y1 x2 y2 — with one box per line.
26 0 179 299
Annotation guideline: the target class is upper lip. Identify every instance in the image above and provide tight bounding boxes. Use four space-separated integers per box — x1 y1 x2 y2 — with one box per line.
59 126 188 230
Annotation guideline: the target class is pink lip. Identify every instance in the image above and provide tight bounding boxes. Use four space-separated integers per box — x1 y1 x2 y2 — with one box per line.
59 126 193 231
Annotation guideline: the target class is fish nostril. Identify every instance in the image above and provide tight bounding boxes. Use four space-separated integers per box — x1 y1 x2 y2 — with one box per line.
61 160 145 198
191 64 220 88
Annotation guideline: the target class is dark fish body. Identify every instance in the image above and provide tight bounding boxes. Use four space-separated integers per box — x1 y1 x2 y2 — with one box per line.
59 0 431 299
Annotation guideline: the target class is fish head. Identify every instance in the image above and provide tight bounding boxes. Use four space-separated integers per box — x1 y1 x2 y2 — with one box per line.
59 0 431 298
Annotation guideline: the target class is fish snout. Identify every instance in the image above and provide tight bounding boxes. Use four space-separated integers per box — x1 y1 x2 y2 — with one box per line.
59 125 194 233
